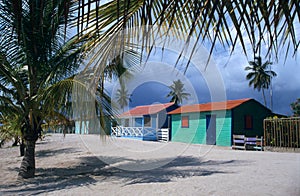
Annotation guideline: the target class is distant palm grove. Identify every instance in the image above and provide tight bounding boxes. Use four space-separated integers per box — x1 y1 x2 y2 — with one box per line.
0 0 299 179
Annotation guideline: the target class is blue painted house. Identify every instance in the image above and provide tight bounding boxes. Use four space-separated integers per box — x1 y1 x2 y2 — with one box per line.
114 102 178 140
74 116 111 135
168 98 273 146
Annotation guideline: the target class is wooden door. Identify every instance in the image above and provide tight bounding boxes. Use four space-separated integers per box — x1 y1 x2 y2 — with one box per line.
206 115 216 145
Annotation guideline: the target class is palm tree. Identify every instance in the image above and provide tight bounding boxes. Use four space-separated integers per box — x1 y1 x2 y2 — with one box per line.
97 55 131 134
167 79 190 105
71 0 298 113
0 0 83 178
115 82 132 112
245 56 277 107
74 0 299 71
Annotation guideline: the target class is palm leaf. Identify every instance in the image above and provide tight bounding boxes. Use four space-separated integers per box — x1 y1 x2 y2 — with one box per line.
74 0 299 73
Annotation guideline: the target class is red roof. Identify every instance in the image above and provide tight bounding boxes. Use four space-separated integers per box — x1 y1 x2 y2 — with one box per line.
120 102 175 117
168 98 252 114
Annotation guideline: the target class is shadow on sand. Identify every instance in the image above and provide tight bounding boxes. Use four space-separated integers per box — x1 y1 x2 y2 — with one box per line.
1 149 248 195
35 148 82 158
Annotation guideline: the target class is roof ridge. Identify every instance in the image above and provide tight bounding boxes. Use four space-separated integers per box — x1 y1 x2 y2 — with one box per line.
168 98 254 114
200 98 252 105
135 102 174 108
119 102 176 117
179 98 252 106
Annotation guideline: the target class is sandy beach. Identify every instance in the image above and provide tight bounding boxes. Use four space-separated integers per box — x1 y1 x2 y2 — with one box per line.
0 134 299 195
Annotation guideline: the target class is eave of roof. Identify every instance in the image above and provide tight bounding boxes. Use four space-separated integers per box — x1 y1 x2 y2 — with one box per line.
119 102 175 117
168 98 252 114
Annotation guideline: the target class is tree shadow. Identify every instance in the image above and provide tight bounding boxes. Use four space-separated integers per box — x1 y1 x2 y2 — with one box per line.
35 148 81 158
105 156 248 185
1 156 107 195
1 153 250 195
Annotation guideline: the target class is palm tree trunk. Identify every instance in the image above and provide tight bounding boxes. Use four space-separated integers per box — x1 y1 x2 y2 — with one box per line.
98 74 110 135
100 77 106 135
12 136 19 146
262 89 267 107
270 80 273 111
18 139 36 179
20 139 25 156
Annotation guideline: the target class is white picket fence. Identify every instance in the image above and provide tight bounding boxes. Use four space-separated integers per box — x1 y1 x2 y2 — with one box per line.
111 126 169 142
157 128 169 142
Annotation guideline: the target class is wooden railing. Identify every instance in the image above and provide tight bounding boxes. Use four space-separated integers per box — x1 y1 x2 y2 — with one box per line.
111 126 122 136
111 126 157 138
157 128 169 142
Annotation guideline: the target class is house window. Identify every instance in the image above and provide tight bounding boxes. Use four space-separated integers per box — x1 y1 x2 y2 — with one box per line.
181 116 189 128
244 115 253 129
124 119 129 127
144 116 151 127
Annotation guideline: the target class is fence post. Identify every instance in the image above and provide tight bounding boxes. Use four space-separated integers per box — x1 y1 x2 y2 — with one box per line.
264 117 300 149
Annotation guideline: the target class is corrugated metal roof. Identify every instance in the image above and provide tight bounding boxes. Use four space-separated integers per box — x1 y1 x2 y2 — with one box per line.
120 102 175 117
168 98 252 114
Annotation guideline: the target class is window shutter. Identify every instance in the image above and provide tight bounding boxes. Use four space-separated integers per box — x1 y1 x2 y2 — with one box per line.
181 116 189 128
245 115 253 129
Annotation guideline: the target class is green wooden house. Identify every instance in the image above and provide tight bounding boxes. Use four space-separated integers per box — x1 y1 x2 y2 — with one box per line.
168 98 273 146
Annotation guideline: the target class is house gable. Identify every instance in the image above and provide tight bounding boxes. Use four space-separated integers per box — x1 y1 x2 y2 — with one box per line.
232 99 272 137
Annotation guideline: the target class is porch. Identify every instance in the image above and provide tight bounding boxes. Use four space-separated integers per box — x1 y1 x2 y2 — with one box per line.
111 126 169 142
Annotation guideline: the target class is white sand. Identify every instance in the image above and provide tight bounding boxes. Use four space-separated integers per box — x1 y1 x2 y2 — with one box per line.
0 134 299 195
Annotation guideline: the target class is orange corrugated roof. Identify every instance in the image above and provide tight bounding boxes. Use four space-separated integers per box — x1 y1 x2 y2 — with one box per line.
168 98 252 114
120 102 175 117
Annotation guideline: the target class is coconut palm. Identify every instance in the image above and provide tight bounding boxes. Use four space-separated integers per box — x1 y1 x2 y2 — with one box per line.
245 56 277 107
72 0 298 116
115 82 132 112
167 79 190 105
75 0 299 71
0 0 84 178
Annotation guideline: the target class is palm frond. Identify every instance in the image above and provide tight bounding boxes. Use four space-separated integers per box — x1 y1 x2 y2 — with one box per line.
0 0 85 143
76 0 299 73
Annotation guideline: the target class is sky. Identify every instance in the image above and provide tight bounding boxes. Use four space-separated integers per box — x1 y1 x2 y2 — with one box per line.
215 49 300 116
108 43 300 116
67 1 300 116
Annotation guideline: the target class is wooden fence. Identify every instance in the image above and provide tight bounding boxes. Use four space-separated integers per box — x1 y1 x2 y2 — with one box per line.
264 117 300 148
111 126 157 138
